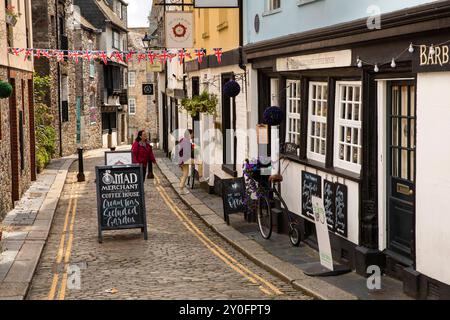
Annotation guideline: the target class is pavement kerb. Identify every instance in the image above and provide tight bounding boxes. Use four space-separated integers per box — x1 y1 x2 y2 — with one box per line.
156 159 358 301
0 155 77 300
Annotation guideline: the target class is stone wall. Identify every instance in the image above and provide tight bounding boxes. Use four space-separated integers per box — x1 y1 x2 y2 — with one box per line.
32 0 78 157
0 68 34 220
0 67 12 219
74 28 103 151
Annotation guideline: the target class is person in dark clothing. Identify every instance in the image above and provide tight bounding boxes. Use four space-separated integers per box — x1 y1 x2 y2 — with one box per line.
132 130 156 180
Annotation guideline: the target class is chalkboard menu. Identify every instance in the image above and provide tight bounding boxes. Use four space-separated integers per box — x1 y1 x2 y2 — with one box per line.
301 172 322 219
323 180 336 230
335 183 348 237
222 177 246 225
95 165 148 243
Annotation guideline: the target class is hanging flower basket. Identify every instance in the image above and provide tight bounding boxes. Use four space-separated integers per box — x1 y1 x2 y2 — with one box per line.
0 80 13 99
223 80 241 98
6 6 20 27
263 106 284 126
181 91 218 118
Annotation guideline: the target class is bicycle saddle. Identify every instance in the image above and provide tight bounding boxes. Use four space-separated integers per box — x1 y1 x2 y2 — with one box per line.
269 174 284 183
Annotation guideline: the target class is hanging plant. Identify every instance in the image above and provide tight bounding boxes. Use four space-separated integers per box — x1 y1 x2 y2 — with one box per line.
0 80 13 99
181 91 218 117
263 106 284 126
223 80 241 98
5 5 20 26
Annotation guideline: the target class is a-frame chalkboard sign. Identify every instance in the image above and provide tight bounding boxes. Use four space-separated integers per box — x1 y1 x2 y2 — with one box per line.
95 165 148 243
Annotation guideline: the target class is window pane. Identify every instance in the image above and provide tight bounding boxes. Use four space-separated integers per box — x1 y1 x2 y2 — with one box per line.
392 148 398 177
401 149 408 180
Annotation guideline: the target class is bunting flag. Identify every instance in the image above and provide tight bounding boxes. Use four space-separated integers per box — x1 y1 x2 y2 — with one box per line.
214 48 223 64
195 49 206 64
125 51 134 63
6 47 224 65
147 51 158 64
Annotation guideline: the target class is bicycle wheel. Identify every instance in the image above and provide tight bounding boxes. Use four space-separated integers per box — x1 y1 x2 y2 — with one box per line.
257 197 272 240
289 224 301 247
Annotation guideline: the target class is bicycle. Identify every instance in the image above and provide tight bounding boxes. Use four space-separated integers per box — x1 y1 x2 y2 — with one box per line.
244 162 302 247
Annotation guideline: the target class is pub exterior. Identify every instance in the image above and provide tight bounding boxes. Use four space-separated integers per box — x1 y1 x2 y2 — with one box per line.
243 0 450 299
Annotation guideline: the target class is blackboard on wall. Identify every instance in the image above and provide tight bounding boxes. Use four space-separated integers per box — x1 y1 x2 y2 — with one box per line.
323 180 336 231
95 165 148 243
335 183 348 238
301 172 322 220
222 177 246 225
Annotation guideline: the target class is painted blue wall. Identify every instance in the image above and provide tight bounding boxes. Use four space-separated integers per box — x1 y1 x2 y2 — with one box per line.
244 0 440 45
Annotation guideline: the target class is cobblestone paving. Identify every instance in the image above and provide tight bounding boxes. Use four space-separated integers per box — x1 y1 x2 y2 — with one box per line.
27 154 312 300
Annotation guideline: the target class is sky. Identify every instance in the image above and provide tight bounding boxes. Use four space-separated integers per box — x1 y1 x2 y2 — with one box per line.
127 0 153 28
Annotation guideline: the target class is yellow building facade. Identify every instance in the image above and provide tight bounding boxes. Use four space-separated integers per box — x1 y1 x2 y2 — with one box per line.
192 7 240 57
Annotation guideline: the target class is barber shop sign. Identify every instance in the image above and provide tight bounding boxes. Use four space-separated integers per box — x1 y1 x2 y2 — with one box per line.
413 43 450 72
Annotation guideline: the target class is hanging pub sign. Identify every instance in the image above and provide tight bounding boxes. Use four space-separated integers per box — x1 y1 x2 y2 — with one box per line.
165 11 194 49
194 0 239 8
413 44 450 72
142 83 154 96
95 165 148 243
301 171 322 220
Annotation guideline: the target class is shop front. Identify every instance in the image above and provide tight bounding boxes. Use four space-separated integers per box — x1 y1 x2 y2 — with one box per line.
244 4 450 298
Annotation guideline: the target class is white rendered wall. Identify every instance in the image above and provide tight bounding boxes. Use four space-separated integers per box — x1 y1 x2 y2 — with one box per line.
416 72 450 286
280 160 360 245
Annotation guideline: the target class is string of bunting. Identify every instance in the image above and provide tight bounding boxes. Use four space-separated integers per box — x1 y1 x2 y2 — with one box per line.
7 47 224 65
356 41 450 72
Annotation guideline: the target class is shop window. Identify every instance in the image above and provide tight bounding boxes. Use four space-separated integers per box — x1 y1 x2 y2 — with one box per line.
334 82 362 173
128 71 136 87
285 80 301 146
307 82 328 163
128 98 136 115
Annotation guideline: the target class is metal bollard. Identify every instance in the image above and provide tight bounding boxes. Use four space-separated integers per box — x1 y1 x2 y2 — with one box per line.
77 147 86 182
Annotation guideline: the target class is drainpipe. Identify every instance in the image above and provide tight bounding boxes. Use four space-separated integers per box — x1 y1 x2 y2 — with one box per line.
56 0 63 157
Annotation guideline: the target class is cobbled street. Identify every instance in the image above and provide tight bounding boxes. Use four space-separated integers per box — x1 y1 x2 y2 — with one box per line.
26 152 312 300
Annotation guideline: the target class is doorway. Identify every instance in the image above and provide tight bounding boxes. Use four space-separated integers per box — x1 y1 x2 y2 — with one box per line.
386 81 416 262
221 73 236 176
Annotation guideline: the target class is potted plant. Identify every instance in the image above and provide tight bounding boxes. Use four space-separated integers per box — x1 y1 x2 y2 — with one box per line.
0 80 13 99
5 5 20 27
181 91 218 118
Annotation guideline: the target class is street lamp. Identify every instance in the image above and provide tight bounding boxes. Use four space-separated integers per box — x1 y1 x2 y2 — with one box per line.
142 32 158 50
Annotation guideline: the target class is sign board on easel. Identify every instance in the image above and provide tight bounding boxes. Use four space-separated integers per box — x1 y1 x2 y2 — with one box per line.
312 196 334 271
105 151 133 166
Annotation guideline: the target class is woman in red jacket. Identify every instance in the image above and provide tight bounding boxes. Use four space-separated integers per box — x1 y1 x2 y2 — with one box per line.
132 130 156 180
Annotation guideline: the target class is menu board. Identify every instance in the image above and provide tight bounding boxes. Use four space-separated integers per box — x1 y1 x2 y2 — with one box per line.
95 165 148 242
335 183 348 237
222 178 246 225
301 172 322 219
323 180 336 231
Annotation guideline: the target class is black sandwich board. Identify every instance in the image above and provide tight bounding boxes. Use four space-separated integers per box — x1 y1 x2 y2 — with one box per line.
222 177 246 225
95 165 148 243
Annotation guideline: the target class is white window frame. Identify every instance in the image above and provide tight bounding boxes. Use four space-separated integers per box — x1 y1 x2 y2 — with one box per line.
112 30 120 50
307 82 328 163
128 98 136 115
267 0 281 12
334 81 363 173
285 79 301 147
128 71 136 87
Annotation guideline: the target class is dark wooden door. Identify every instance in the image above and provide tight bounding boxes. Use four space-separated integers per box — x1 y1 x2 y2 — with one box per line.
387 81 416 262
